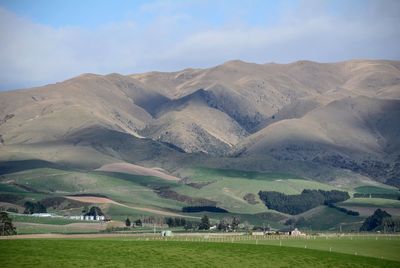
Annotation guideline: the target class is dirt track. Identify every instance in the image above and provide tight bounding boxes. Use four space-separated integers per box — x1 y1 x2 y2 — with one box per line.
96 162 180 181
65 196 198 218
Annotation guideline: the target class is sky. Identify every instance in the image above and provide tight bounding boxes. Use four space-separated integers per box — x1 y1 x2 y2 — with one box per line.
0 0 399 90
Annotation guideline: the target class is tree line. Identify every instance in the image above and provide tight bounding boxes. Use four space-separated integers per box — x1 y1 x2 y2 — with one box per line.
123 215 245 232
258 189 350 215
327 203 359 216
182 206 228 213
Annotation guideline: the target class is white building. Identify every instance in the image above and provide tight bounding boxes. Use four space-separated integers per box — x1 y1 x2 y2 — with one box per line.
65 215 106 221
291 228 305 236
161 230 173 237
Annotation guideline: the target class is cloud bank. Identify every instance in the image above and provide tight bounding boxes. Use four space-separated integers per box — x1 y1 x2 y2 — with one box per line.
0 0 399 90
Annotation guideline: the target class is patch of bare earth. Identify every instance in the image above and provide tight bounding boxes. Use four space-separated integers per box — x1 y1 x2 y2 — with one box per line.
96 162 180 181
64 195 197 218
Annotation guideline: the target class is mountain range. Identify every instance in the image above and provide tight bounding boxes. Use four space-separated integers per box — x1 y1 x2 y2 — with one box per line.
1 59 400 187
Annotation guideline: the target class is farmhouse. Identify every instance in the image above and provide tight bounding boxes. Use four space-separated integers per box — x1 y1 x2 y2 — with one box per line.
277 227 305 236
66 215 106 221
291 228 305 236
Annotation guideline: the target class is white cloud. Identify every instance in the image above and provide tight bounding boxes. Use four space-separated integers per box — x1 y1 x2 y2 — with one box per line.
0 0 399 90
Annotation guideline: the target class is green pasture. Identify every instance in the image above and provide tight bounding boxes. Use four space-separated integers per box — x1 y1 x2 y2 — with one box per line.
174 167 338 214
354 186 399 195
339 198 400 208
1 239 399 267
9 214 83 225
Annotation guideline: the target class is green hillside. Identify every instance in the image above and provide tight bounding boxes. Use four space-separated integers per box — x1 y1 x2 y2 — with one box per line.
2 165 398 231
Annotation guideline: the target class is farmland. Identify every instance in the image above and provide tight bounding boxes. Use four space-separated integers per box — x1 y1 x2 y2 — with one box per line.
1 235 400 267
1 165 399 233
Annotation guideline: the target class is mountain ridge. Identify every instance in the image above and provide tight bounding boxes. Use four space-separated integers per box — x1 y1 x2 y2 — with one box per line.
0 59 399 185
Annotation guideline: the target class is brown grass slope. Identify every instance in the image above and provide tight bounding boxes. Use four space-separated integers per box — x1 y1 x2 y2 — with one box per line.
0 59 399 181
236 96 400 182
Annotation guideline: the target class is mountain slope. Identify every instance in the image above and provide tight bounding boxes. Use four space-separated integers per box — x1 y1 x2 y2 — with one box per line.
0 59 399 183
236 96 400 182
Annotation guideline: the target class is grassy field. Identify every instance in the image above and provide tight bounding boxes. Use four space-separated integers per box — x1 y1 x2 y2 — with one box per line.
13 222 105 234
0 166 342 217
237 235 400 261
9 214 85 225
1 239 399 267
339 198 400 208
354 186 399 195
0 167 186 210
174 167 338 214
2 166 396 230
294 206 363 231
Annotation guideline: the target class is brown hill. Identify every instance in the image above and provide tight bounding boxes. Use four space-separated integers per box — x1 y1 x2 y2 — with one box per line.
0 59 399 182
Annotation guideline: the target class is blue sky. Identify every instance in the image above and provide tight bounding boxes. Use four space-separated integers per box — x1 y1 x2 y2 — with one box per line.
0 0 399 90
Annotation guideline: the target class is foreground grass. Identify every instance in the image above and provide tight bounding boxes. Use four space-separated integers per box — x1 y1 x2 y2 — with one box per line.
237 236 400 261
1 239 399 268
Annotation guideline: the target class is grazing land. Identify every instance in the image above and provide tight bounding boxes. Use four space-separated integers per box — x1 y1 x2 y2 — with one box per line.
1 238 400 267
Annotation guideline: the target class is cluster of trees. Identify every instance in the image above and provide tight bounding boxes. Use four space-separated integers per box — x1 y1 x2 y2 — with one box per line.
134 219 142 226
123 215 208 231
165 217 187 227
83 206 104 217
182 221 199 231
381 218 400 232
258 189 350 215
327 203 359 216
360 209 392 231
122 215 247 232
124 218 151 227
198 215 211 230
182 206 228 213
0 212 16 236
23 201 47 214
216 216 241 231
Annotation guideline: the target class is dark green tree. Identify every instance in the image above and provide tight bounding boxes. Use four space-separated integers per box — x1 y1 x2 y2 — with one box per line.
198 215 210 230
85 206 104 217
360 209 391 232
0 212 16 236
135 219 142 227
23 201 47 214
166 217 175 227
82 206 89 214
184 221 193 231
217 218 229 231
231 216 241 230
